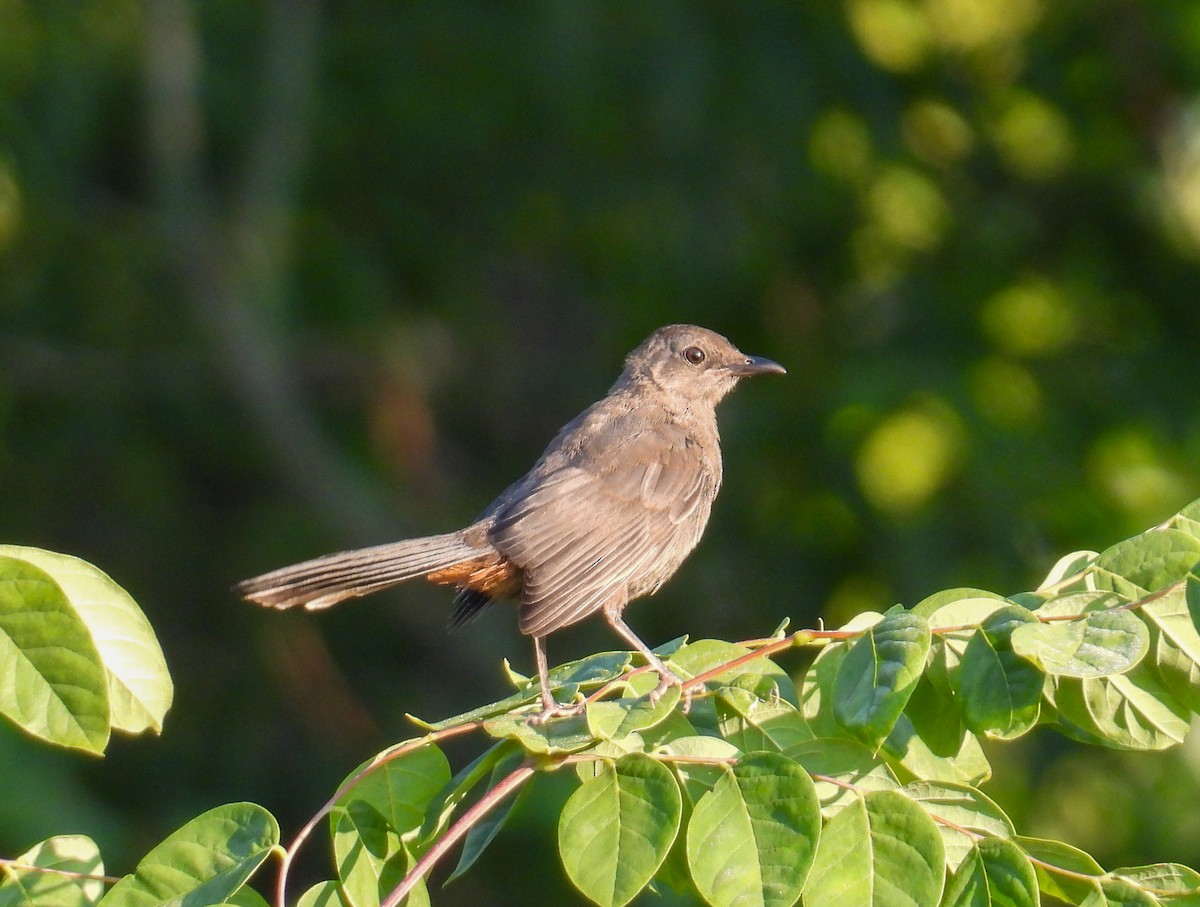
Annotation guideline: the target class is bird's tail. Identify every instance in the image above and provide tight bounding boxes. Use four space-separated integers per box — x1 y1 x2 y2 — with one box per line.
236 532 486 611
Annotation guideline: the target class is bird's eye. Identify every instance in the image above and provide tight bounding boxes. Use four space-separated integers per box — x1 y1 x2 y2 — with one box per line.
682 346 706 365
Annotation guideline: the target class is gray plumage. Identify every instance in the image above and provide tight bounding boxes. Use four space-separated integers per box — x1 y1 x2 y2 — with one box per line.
237 324 785 718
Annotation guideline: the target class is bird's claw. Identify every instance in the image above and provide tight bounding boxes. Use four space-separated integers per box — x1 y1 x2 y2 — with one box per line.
648 668 693 714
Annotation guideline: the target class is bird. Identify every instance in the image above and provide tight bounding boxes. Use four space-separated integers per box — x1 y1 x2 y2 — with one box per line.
237 324 785 720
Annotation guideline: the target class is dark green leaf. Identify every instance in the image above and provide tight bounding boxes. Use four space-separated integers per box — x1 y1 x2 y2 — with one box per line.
834 611 932 747
447 747 531 882
957 606 1043 739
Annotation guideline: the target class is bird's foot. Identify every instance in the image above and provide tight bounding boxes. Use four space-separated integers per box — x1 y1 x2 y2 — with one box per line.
648 667 693 714
527 695 586 725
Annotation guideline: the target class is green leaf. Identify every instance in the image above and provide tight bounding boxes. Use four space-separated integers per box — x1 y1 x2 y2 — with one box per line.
881 711 991 786
686 752 821 907
1054 661 1190 751
483 711 598 754
1089 529 1200 598
789 737 900 818
1038 550 1099 590
941 836 1038 907
333 801 408 907
100 802 278 907
223 887 273 907
912 588 1011 619
803 790 946 907
670 639 798 706
447 747 531 882
558 754 682 907
417 740 517 845
1010 606 1148 678
335 744 451 841
1112 863 1200 902
834 612 932 747
922 593 1012 695
1141 580 1200 711
1100 876 1160 907
0 835 104 907
656 735 740 803
586 684 680 741
0 546 172 736
1015 835 1104 905
713 686 813 754
295 882 346 907
957 606 1043 739
0 556 110 753
413 650 636 730
902 781 1014 871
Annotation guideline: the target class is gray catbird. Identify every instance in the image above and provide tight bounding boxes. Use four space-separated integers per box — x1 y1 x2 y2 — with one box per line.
237 324 785 719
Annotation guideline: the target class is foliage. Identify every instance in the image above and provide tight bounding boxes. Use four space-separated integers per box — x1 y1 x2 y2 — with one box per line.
7 498 1200 905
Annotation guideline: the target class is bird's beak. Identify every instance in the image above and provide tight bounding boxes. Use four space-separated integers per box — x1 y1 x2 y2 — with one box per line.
727 355 786 377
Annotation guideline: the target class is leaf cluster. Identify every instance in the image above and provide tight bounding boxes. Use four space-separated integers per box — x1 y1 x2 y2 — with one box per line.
7 502 1200 905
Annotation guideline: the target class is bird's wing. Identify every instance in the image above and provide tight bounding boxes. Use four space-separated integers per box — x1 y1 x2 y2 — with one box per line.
489 420 714 637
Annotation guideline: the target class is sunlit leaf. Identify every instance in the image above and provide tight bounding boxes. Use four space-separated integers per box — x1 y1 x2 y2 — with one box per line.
942 836 1038 907
803 790 945 907
335 744 451 841
333 801 406 907
789 737 900 817
0 556 109 753
1089 529 1200 598
1054 661 1190 751
902 780 1014 871
558 754 681 907
713 685 813 754
0 546 172 736
686 752 821 907
1010 607 1148 678
100 802 278 907
1014 835 1104 905
0 835 104 907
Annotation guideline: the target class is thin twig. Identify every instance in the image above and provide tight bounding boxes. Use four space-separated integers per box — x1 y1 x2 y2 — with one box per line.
0 860 121 885
382 762 536 907
273 722 478 907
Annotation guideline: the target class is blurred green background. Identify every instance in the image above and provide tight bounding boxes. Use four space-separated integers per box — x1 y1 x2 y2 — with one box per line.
3 1 1200 903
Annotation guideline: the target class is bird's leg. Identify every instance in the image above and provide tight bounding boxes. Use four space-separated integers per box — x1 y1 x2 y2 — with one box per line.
528 635 585 724
603 606 690 711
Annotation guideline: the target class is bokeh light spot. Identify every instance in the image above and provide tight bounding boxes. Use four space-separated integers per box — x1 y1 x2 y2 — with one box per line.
866 165 950 252
847 0 932 73
990 91 1074 181
809 109 874 184
968 357 1042 427
902 99 974 167
0 161 22 252
980 276 1077 357
856 402 966 514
